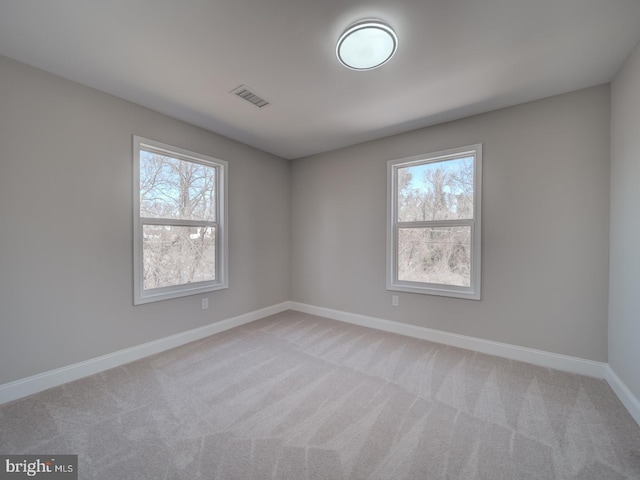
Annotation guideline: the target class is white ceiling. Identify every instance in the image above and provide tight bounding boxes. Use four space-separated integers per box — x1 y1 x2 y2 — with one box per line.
1 0 639 159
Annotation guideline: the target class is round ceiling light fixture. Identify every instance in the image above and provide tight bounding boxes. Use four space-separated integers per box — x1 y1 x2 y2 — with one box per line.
336 19 398 71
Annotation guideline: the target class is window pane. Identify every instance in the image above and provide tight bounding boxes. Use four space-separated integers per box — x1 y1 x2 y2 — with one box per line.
140 149 216 221
142 224 216 290
398 226 471 286
397 157 473 222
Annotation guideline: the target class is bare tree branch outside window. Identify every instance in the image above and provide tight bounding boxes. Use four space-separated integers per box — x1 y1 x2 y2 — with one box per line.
396 156 475 287
140 150 217 290
388 145 481 299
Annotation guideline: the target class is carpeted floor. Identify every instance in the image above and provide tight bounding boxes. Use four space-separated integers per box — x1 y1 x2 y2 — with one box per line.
1 310 639 479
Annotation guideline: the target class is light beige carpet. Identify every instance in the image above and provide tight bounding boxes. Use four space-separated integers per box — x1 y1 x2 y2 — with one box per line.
1 310 639 479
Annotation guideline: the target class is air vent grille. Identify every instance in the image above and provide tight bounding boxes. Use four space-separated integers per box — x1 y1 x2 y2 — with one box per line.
230 85 270 108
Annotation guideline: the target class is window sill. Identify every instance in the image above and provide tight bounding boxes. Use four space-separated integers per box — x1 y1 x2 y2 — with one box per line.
386 282 480 301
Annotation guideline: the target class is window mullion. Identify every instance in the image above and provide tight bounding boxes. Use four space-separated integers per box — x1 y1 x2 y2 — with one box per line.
397 219 473 229
140 217 216 228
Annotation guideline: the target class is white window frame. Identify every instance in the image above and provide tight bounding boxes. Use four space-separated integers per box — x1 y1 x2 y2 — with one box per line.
133 136 228 305
387 144 482 300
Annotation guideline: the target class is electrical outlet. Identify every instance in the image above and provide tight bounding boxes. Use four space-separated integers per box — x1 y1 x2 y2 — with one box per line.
392 295 399 307
201 298 209 310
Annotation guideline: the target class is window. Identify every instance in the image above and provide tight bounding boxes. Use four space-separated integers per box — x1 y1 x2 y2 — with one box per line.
387 144 482 300
133 136 228 305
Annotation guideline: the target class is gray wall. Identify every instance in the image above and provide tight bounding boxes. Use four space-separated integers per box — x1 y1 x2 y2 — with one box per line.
0 51 617 386
609 41 640 398
0 55 291 385
291 86 610 362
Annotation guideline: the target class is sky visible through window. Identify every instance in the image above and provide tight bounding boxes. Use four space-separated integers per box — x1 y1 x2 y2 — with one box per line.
398 155 474 222
140 150 216 222
404 156 473 193
139 148 217 290
396 154 475 287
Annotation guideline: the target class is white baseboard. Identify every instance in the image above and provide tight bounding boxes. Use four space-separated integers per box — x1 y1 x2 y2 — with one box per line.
288 302 608 379
5 300 634 427
0 302 290 405
605 366 640 426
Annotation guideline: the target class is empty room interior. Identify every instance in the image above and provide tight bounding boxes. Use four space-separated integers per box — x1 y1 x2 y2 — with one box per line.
1 0 640 478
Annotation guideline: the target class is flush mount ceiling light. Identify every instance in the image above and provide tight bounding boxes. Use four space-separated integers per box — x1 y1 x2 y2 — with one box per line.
336 19 398 71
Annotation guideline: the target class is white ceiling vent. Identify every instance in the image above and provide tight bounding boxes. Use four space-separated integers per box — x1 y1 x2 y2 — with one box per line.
230 85 270 109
